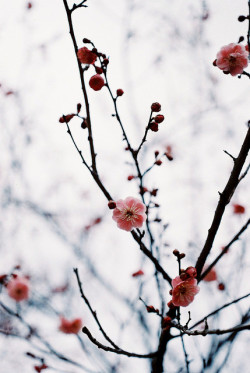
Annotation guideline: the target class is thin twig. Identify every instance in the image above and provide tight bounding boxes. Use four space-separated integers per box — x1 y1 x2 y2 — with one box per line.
172 322 250 336
190 292 250 330
82 327 157 358
199 218 250 282
74 268 120 350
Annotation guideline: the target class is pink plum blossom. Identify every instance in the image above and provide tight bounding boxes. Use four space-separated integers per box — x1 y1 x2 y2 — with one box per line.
216 43 249 76
112 197 146 231
171 276 199 307
7 277 30 302
59 317 82 334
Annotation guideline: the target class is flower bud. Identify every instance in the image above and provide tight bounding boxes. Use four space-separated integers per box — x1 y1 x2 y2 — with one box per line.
154 114 165 123
89 74 105 91
83 38 91 43
108 200 116 209
155 160 162 166
77 103 82 113
149 122 159 132
127 175 134 181
103 58 109 66
116 89 124 97
151 102 161 112
95 66 103 74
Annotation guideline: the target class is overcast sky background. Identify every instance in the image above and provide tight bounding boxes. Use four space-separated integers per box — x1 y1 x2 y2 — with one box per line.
0 1 249 372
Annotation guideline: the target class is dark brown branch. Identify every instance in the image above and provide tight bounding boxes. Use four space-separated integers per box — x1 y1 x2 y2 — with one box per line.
74 268 120 350
82 327 157 358
195 127 250 279
239 162 250 181
190 292 250 330
172 322 250 336
200 218 250 282
151 328 172 373
62 0 97 173
131 230 172 285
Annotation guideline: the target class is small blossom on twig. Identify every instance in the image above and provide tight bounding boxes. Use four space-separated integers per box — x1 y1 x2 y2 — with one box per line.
77 47 97 65
171 276 199 307
215 43 248 76
112 197 146 231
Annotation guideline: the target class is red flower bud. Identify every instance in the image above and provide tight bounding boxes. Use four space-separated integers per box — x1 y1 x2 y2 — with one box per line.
185 266 197 278
77 103 82 113
89 74 105 91
59 114 75 123
146 305 159 313
103 58 109 66
150 189 158 197
218 283 225 291
149 122 159 132
95 66 103 74
127 175 134 181
116 89 124 97
81 119 88 129
154 114 165 123
167 300 175 309
108 200 116 209
132 270 144 277
155 160 162 166
151 102 161 112
233 204 245 214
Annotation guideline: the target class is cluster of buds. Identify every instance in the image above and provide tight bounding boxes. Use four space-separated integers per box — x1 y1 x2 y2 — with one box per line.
173 249 185 260
149 102 165 132
77 39 124 96
146 305 160 314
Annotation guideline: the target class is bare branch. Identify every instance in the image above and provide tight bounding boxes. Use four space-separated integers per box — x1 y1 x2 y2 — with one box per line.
195 127 250 279
190 292 250 330
199 218 250 282
82 327 157 358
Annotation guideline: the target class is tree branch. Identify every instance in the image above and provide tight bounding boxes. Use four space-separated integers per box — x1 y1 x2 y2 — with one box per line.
195 127 250 279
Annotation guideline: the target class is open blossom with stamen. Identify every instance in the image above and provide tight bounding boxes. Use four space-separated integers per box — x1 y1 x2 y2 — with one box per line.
112 197 146 231
59 317 82 334
215 43 248 76
7 277 30 302
171 276 199 307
